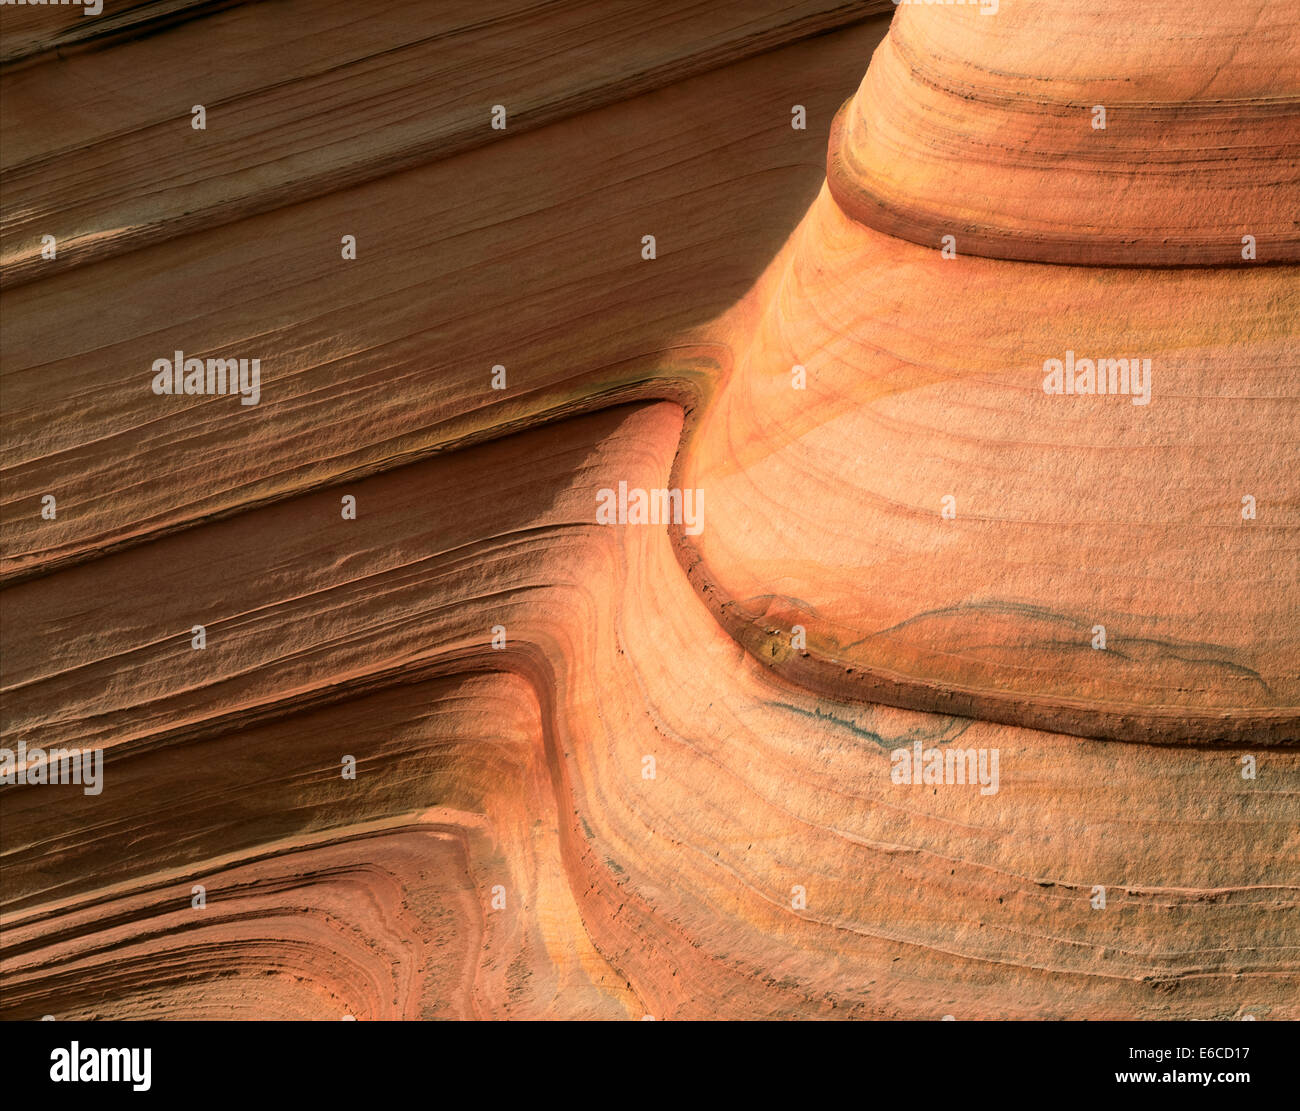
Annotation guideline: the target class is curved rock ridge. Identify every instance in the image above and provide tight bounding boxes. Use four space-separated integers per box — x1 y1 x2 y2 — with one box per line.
676 180 1299 744
2 2 1296 1024
826 1 1300 265
1 678 637 1020
675 0 1300 743
3 826 510 1020
5 406 1297 1019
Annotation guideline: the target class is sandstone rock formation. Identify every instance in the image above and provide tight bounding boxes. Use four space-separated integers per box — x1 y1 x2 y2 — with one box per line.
1 0 1296 1020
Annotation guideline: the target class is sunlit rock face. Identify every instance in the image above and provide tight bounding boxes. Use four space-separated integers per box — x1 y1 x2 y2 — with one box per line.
1 1 1296 1022
680 185 1298 744
827 0 1300 266
682 0 1300 745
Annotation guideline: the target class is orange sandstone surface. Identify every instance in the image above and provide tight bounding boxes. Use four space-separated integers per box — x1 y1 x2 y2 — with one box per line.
1 1 1296 1020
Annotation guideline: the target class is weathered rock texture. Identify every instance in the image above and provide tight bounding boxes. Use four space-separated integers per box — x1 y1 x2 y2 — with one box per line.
1 0 1296 1020
827 1 1300 265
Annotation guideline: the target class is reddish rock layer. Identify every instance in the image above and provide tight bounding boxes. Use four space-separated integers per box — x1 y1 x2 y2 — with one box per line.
676 184 1299 743
5 406 1296 1019
827 1 1300 265
2 2 1296 1022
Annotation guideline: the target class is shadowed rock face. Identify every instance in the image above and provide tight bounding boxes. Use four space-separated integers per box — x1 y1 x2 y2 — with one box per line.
1 2 1297 1021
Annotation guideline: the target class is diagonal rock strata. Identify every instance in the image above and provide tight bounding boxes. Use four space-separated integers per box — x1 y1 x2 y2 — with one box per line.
2 1 1297 1023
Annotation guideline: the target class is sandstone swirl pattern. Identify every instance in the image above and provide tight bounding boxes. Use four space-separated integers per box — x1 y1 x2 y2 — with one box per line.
1 0 1296 1020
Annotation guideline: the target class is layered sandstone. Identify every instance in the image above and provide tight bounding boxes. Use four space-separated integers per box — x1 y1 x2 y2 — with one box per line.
1 0 1296 1022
